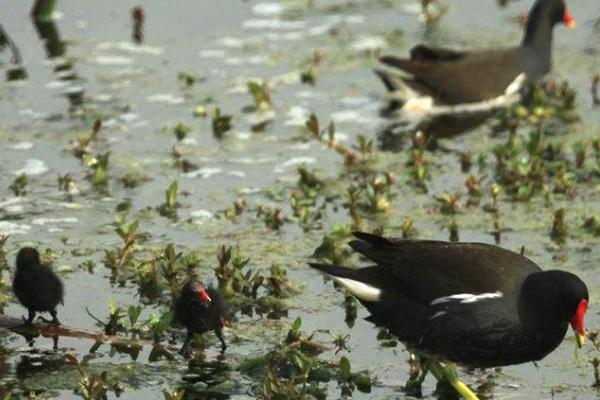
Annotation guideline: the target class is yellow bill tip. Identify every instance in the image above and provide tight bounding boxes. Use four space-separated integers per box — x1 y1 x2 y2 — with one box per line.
576 332 585 348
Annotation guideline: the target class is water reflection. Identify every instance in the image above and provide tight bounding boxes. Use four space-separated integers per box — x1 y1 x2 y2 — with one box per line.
0 24 27 81
31 16 85 109
377 111 493 152
12 326 60 350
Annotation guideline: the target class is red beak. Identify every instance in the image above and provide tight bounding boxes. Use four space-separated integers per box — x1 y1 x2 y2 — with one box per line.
563 10 576 28
570 299 587 348
198 289 212 304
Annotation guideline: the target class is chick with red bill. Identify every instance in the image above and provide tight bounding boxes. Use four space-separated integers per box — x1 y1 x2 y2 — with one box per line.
310 232 589 400
174 279 227 356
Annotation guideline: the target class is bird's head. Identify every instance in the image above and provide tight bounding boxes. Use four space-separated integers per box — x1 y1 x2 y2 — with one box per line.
190 281 212 305
16 247 40 269
529 0 576 29
519 270 588 348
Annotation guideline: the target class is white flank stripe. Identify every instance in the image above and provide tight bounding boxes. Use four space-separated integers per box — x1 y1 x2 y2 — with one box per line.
431 291 503 305
430 311 447 320
334 277 381 301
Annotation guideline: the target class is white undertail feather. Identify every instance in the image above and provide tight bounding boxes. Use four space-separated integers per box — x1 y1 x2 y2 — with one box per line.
334 277 381 302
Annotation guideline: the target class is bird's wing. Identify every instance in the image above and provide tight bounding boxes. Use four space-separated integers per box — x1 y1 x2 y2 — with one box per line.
379 48 524 104
349 232 541 305
410 45 465 62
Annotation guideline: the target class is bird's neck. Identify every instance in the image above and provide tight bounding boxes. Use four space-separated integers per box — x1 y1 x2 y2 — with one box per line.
522 17 554 56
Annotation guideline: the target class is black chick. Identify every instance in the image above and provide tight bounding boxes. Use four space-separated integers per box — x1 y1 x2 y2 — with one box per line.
12 247 64 325
174 279 227 356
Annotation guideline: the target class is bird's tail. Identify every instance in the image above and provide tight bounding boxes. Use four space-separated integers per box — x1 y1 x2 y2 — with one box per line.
309 263 382 302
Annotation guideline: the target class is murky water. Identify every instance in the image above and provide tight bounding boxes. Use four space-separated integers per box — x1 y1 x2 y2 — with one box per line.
1 0 600 399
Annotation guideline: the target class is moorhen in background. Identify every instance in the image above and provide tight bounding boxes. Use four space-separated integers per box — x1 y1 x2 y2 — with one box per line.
174 279 227 356
376 0 576 105
13 247 64 325
310 232 589 400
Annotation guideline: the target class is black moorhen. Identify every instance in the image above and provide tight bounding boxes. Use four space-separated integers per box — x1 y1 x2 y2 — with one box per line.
174 279 227 356
310 232 589 400
13 247 64 325
376 0 576 105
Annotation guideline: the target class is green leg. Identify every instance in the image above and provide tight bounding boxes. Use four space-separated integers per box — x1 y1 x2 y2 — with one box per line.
425 359 479 400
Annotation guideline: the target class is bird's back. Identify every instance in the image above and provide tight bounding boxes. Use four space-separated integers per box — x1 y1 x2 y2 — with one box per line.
381 45 527 104
13 263 63 311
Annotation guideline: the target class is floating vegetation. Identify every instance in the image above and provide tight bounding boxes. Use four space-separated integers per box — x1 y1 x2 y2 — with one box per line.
247 81 272 111
494 80 578 132
173 122 191 141
240 317 371 399
212 107 233 138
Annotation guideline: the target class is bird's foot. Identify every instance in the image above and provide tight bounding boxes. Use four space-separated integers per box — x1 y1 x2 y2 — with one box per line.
440 363 479 400
426 360 479 400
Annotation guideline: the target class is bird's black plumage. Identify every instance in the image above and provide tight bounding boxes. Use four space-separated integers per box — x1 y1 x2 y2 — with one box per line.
377 0 574 105
310 232 589 368
174 279 227 356
12 247 64 325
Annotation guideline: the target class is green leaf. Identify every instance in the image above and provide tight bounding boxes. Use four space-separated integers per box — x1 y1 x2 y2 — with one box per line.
128 305 142 326
291 316 302 331
339 356 351 381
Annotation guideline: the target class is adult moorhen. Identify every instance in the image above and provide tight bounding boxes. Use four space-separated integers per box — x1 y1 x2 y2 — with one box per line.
174 279 227 357
13 247 64 325
376 0 576 105
310 232 588 400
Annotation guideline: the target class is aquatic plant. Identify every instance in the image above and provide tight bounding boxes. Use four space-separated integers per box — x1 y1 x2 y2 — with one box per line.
9 173 28 196
83 152 110 187
72 118 102 159
86 300 127 335
550 207 567 244
104 215 140 273
157 181 179 218
257 205 286 231
173 122 191 141
247 81 272 111
65 354 111 400
212 108 233 138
